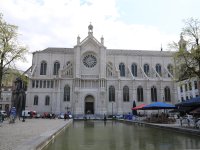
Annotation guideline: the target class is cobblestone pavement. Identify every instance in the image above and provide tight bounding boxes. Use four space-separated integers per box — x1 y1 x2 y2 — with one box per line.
0 118 70 150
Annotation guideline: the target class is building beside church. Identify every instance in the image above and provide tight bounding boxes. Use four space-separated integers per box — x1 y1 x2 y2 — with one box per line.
177 77 199 102
26 24 177 117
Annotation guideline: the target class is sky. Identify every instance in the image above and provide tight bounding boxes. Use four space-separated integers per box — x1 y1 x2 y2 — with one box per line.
0 0 200 71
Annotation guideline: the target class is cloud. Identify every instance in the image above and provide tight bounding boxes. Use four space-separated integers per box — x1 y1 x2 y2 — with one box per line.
0 0 178 71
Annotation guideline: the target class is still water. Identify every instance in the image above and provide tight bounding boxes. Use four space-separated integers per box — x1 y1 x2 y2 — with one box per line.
43 121 200 150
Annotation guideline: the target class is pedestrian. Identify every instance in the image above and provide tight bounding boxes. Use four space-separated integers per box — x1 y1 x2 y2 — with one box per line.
104 114 107 121
64 113 67 121
0 112 3 126
9 107 16 123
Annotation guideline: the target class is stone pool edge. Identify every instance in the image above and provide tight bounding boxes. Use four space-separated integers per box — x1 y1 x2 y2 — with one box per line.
119 119 200 136
14 119 73 150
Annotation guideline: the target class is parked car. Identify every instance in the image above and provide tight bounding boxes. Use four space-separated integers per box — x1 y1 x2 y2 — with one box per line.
35 114 41 118
21 110 31 117
21 110 37 118
58 113 65 119
0 110 7 118
58 113 72 119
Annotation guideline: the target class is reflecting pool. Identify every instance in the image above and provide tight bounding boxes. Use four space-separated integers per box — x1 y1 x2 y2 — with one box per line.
43 121 200 150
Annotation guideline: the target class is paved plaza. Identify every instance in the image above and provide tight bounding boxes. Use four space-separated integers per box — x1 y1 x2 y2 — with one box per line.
0 118 72 150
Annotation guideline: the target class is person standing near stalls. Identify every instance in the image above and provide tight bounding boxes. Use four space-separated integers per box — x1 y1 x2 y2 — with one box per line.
10 107 16 123
0 111 3 126
64 113 67 121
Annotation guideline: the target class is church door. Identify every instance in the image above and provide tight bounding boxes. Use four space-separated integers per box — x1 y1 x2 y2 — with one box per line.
85 95 94 114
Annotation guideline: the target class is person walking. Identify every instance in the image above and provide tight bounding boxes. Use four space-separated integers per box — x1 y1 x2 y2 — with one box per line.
9 107 16 123
0 112 3 126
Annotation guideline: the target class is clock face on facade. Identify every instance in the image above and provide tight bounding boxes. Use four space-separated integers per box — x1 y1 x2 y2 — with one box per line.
83 54 97 68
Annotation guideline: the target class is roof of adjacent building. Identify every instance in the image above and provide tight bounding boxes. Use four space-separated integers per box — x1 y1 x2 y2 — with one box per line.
34 47 174 57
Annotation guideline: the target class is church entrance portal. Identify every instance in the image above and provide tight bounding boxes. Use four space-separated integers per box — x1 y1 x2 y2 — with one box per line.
85 95 94 114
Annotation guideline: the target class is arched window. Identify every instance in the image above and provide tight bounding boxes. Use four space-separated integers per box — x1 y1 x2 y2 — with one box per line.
119 63 125 77
156 64 162 76
167 64 173 77
137 86 143 102
40 61 47 75
33 95 38 105
64 85 70 101
123 86 129 102
45 95 50 105
109 86 115 102
144 64 149 76
53 61 60 75
164 87 171 102
194 81 198 89
131 63 137 77
151 86 157 102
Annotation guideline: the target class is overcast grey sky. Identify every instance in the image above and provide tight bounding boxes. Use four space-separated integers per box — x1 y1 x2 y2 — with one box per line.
1 0 200 71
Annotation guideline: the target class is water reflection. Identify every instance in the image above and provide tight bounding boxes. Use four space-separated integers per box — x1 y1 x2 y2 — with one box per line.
43 121 200 150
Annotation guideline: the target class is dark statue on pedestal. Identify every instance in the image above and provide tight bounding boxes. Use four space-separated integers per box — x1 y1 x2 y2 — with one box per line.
12 77 26 118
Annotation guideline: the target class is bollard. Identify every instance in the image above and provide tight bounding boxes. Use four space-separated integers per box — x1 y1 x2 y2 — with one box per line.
22 111 25 122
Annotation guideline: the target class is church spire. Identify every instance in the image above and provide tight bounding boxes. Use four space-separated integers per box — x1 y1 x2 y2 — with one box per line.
88 22 93 36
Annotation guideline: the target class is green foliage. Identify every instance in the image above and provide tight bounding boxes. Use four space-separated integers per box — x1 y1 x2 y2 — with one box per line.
0 13 28 96
171 18 200 81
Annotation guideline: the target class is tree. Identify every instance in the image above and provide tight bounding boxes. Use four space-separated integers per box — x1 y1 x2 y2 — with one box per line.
171 18 200 94
0 13 27 98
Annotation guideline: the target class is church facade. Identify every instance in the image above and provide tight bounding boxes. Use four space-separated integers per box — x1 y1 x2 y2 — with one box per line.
26 24 177 116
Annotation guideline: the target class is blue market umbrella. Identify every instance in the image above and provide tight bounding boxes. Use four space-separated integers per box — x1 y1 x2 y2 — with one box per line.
143 102 176 110
175 96 200 107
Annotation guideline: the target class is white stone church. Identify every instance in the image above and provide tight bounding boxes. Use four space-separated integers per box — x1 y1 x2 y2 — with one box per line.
26 24 177 117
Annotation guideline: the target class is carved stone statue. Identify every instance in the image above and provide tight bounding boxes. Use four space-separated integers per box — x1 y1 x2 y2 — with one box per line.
178 33 187 50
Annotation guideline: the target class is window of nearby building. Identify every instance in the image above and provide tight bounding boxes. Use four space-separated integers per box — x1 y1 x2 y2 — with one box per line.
137 86 143 102
40 61 47 75
109 86 115 102
47 80 50 88
186 96 189 100
196 95 199 97
64 85 70 101
185 84 188 91
181 97 184 101
180 86 183 92
167 64 173 77
194 81 198 89
32 80 35 88
40 80 42 88
43 80 46 88
45 96 50 105
151 86 157 102
51 81 54 88
53 61 60 75
156 64 162 76
144 64 149 76
131 63 137 77
164 86 171 102
123 86 129 102
119 63 125 77
189 82 192 90
36 80 39 88
34 95 38 105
